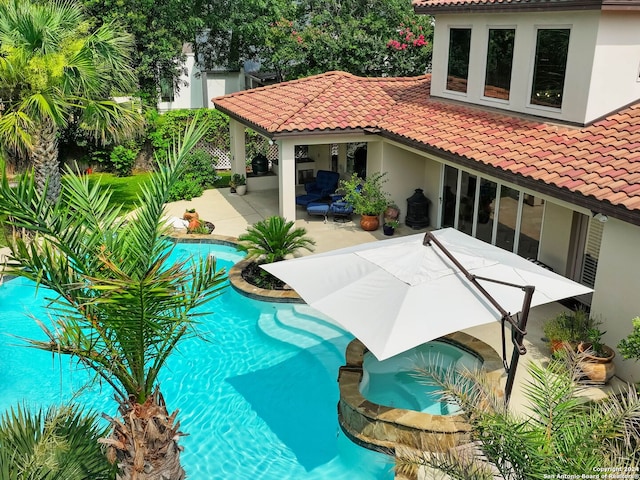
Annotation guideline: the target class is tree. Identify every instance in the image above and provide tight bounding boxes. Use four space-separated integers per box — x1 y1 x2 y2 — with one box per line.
80 0 204 105
0 0 144 202
197 0 433 80
398 356 640 479
0 119 227 479
259 0 433 80
0 404 115 480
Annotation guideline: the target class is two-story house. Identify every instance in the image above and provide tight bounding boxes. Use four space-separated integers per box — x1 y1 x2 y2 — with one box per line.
213 0 640 382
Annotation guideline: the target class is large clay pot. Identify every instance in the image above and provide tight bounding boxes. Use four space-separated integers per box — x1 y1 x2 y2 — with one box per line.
360 214 379 231
183 211 199 222
577 342 616 384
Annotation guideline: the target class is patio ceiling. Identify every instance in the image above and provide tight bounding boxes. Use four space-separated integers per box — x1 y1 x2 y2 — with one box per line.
213 71 640 225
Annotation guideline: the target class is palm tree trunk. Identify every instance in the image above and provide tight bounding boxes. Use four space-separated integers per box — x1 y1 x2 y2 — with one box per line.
101 390 186 480
32 117 62 202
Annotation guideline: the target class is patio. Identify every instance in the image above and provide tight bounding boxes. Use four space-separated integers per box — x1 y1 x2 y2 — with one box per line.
162 187 627 416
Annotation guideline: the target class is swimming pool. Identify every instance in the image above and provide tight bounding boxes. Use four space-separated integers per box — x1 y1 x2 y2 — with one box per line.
360 341 481 414
0 242 394 479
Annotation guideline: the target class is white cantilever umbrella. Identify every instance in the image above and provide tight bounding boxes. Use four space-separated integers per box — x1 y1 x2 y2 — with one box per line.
263 228 592 400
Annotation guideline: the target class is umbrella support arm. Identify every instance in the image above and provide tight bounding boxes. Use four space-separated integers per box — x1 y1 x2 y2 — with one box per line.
424 232 535 405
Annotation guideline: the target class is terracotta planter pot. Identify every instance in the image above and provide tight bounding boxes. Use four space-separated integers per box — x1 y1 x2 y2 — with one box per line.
577 342 616 384
360 214 379 231
183 211 199 222
384 205 400 221
187 218 201 232
550 339 576 354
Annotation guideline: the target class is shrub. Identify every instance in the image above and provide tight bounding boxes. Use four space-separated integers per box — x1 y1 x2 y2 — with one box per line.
167 179 203 202
182 149 219 188
167 149 219 201
618 316 640 361
110 144 139 177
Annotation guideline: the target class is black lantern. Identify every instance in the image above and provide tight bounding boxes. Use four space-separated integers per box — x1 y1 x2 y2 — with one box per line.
405 188 431 229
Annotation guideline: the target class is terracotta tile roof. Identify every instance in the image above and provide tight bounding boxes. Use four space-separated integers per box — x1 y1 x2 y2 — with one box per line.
213 71 423 134
411 0 640 13
213 71 640 219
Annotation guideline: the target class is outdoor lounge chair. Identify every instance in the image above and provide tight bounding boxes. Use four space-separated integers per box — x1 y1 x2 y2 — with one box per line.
329 195 354 222
295 170 340 206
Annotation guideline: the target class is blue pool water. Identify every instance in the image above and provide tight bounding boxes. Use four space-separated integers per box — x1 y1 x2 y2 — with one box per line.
361 341 481 415
0 243 394 479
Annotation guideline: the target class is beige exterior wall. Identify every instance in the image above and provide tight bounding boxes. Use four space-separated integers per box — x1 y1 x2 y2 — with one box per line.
586 11 640 123
537 202 573 275
379 142 440 226
158 52 245 112
591 219 640 382
430 11 600 124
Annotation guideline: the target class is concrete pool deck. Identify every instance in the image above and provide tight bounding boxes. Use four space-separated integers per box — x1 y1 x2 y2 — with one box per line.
162 187 627 416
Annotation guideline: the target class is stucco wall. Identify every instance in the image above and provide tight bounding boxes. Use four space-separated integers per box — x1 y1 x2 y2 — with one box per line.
586 11 640 123
430 11 599 124
380 143 440 226
591 219 640 383
538 201 573 275
158 54 244 112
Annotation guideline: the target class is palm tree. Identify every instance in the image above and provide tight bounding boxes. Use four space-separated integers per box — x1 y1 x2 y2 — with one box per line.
0 404 115 480
0 0 144 202
0 119 227 479
237 215 316 263
398 355 640 479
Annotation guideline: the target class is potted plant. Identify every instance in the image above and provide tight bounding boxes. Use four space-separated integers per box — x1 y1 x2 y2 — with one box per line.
383 219 399 236
542 309 592 354
384 203 400 222
577 325 616 384
618 316 640 362
183 208 199 222
337 172 390 231
229 174 247 195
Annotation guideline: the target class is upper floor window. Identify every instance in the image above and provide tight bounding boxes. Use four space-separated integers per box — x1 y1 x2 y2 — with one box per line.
530 28 570 108
484 28 515 100
447 28 472 93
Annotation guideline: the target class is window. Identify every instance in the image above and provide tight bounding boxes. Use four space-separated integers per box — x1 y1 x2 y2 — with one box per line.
476 179 497 244
447 28 472 93
530 28 570 108
496 186 520 252
159 77 174 103
457 172 477 235
484 29 515 100
441 166 458 227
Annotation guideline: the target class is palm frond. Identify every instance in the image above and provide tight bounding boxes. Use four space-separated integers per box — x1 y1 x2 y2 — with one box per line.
0 116 229 403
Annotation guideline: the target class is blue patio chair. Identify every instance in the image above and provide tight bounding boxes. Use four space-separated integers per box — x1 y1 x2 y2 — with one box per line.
329 193 354 222
295 170 340 206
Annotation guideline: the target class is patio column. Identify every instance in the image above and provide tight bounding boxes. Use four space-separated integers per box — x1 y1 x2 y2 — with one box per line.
229 118 246 175
277 139 296 220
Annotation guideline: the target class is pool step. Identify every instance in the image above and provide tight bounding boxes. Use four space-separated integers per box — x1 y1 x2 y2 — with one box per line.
291 305 348 333
276 309 345 343
257 309 349 360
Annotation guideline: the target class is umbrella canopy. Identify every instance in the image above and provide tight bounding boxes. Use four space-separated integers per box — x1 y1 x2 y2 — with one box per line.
263 228 593 361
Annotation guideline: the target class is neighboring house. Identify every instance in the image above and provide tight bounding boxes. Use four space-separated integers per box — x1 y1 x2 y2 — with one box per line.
213 0 640 382
157 43 246 112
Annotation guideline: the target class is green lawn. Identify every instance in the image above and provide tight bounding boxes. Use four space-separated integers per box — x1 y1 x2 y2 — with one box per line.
87 172 153 213
1 170 231 247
